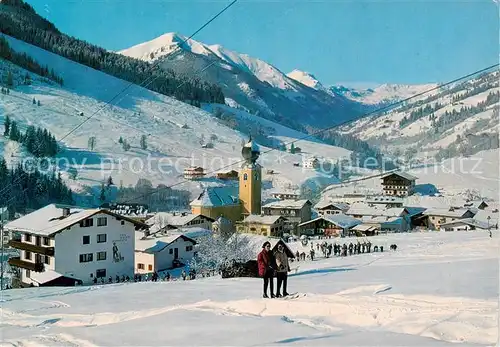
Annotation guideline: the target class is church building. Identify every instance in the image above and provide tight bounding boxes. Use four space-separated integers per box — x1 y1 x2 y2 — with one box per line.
190 139 262 223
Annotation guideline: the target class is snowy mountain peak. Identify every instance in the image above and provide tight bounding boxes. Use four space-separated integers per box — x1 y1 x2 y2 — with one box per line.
287 69 323 90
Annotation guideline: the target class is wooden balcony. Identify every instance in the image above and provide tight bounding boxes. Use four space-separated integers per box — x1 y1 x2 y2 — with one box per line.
8 257 44 272
7 240 54 256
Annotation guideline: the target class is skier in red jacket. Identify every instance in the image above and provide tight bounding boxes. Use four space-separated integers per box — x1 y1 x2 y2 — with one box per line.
257 241 276 298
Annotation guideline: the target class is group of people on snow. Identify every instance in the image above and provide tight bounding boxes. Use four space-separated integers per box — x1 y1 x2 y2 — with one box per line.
257 241 291 298
291 240 388 261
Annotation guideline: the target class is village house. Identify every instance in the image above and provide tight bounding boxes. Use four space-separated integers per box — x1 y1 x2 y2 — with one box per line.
463 200 489 210
270 190 300 201
236 215 287 237
328 193 366 205
345 204 413 232
262 199 312 234
381 172 417 197
303 157 319 169
439 218 491 232
422 208 476 230
212 216 235 237
135 233 197 274
366 196 404 208
314 201 350 216
5 204 147 287
298 214 361 237
100 203 151 223
215 170 239 180
145 212 214 233
183 166 206 180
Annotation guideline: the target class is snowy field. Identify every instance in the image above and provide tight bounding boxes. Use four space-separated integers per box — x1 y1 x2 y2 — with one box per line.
1 231 498 346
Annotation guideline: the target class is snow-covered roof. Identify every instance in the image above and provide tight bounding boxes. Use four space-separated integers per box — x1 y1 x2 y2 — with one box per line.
352 224 378 232
346 204 407 218
135 233 196 253
173 227 212 240
314 201 349 210
242 214 285 225
440 218 490 230
299 214 361 229
190 186 239 207
29 269 75 285
366 196 404 204
473 210 498 225
423 208 475 218
381 171 418 181
263 199 311 209
146 212 213 232
5 204 148 236
365 216 403 224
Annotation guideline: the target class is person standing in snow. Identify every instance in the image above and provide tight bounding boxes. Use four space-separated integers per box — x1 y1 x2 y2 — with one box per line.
274 244 290 297
257 241 276 298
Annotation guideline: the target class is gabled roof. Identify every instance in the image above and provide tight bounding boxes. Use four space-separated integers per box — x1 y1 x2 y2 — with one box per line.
298 214 361 229
366 196 404 204
136 233 197 253
314 201 350 210
423 208 475 218
440 218 490 229
263 199 311 209
5 204 149 236
146 212 214 232
381 171 417 181
242 214 286 225
190 186 239 208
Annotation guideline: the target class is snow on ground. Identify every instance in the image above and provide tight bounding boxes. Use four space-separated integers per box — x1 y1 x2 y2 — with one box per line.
1 231 498 346
322 149 499 201
0 34 348 197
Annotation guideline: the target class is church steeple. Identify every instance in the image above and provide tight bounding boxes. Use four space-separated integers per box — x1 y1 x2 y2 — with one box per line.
239 138 262 216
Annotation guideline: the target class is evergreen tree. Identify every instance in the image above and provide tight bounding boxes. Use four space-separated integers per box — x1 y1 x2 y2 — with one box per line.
9 121 20 141
122 139 130 151
107 176 114 187
140 135 147 150
290 143 296 154
118 136 123 144
99 183 106 202
88 136 96 151
6 71 13 87
37 100 41 106
4 115 11 136
32 97 36 105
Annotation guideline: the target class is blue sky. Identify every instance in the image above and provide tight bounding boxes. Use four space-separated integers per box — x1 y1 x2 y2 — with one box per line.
27 0 498 87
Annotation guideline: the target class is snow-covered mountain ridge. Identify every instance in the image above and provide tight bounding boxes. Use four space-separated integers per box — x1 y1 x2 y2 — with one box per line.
1 33 350 206
119 33 365 131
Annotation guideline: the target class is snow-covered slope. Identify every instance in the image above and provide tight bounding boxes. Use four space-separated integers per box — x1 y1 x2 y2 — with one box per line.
119 33 364 131
0 34 350 203
339 70 499 160
330 83 440 105
1 231 497 346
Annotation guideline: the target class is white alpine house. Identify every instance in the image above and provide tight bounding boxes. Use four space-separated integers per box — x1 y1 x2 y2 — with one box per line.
5 204 147 286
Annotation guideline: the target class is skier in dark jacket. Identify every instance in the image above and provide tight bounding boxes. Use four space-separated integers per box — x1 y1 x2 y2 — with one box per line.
257 241 276 298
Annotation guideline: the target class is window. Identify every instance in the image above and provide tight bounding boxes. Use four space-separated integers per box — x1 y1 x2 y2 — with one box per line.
25 251 31 260
97 251 106 261
148 264 153 271
44 256 50 265
97 234 107 243
96 269 106 278
186 245 193 252
35 236 41 246
121 220 125 225
169 249 173 254
243 173 248 180
79 253 93 263
97 217 107 227
80 219 93 228
82 235 90 245
43 237 49 246
25 234 32 242
138 263 145 270
26 269 30 278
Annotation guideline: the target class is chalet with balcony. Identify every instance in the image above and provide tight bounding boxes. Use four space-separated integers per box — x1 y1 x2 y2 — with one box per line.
183 166 206 180
262 199 312 234
298 214 361 237
236 215 287 237
314 201 350 216
5 204 147 287
381 172 417 197
422 207 476 230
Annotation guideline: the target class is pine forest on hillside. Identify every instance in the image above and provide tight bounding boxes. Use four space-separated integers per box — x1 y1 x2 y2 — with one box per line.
0 0 225 104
